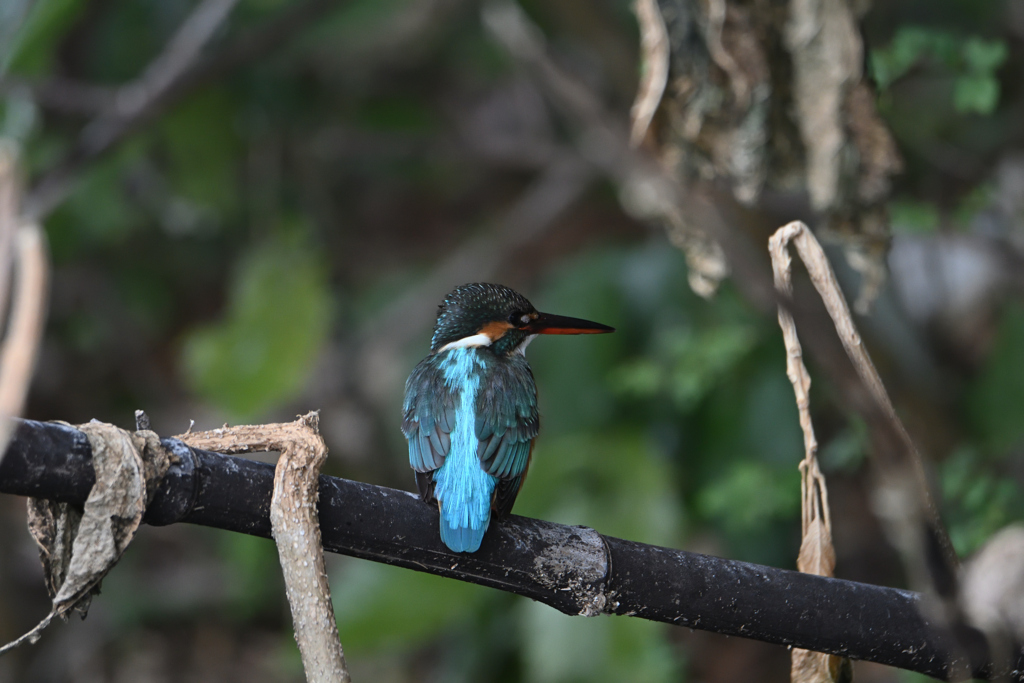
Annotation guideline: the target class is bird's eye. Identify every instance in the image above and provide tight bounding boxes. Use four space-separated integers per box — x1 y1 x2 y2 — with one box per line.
508 311 531 326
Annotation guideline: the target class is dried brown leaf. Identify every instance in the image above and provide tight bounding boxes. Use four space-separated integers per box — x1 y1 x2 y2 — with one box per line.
50 423 148 613
26 499 88 616
797 517 836 578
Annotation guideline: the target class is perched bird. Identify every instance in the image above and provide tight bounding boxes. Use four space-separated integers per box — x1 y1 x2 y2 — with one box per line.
402 283 614 553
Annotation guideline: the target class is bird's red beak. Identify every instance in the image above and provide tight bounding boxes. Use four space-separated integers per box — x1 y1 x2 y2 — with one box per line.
527 312 615 335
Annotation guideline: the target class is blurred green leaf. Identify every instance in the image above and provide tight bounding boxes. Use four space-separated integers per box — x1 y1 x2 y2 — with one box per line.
696 460 800 536
356 97 437 134
871 26 937 89
953 75 1000 115
181 229 334 419
306 0 413 45
610 357 661 397
611 324 757 412
332 559 490 654
899 671 941 683
84 0 170 81
220 533 283 620
519 600 680 683
114 264 176 335
968 304 1024 453
161 89 241 219
872 27 1006 116
3 0 84 75
821 419 867 473
952 182 993 229
963 37 1008 73
60 311 110 353
667 325 756 410
46 142 149 258
526 249 625 433
889 199 940 234
520 432 683 545
741 365 804 467
514 434 682 683
940 446 1022 556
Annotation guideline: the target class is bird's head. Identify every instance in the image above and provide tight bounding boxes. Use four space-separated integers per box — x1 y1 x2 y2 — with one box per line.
430 283 614 357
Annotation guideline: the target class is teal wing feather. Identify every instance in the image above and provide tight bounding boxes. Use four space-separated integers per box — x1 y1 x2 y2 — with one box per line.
475 355 538 517
402 355 456 502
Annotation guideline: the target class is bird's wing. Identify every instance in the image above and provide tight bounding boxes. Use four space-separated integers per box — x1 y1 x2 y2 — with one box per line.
475 356 539 517
402 357 456 503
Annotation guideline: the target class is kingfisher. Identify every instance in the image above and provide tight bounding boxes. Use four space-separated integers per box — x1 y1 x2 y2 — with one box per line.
402 283 614 553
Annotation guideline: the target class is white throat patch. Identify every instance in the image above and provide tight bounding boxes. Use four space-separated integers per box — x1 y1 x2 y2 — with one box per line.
438 333 492 353
515 334 538 356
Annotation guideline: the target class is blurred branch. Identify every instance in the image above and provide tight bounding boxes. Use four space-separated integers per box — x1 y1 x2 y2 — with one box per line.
0 145 48 459
0 224 48 454
0 143 16 323
23 0 341 220
359 154 593 348
115 0 241 116
0 77 114 116
0 417 1017 680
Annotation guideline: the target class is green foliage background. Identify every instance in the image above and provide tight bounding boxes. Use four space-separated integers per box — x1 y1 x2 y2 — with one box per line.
1 0 1023 681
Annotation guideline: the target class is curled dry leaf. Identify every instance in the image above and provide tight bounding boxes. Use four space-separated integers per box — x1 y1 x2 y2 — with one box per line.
797 494 836 578
26 499 87 618
0 422 172 654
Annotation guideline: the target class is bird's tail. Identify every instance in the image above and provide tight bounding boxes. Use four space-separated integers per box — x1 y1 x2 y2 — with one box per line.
439 504 490 553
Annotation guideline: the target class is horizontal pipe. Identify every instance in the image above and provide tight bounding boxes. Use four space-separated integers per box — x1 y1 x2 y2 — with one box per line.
0 419 1014 680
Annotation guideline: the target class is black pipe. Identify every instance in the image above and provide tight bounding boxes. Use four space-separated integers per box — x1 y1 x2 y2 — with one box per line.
0 419 1014 680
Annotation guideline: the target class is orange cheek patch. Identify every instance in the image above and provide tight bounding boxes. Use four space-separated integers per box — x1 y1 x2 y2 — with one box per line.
480 320 514 340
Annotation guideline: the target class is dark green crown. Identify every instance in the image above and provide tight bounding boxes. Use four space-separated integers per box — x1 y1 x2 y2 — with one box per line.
431 283 536 356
